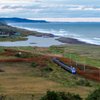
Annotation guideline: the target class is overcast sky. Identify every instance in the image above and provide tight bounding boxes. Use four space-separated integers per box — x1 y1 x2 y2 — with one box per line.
0 0 100 22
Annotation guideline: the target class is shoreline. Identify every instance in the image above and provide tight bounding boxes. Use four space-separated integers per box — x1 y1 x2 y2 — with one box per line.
32 33 99 46
6 23 100 46
56 37 99 46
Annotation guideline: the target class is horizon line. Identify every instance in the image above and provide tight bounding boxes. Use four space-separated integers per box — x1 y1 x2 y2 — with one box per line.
28 18 100 22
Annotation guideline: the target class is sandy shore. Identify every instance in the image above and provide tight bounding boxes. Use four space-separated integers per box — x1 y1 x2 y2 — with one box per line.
56 37 98 46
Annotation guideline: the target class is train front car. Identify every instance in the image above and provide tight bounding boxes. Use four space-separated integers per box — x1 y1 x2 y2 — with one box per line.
71 68 76 74
53 57 76 74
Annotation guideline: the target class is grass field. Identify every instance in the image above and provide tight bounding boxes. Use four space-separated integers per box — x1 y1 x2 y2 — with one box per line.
0 45 99 99
50 44 100 67
0 62 95 100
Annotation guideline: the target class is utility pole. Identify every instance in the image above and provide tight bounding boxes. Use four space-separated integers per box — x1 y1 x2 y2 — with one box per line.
70 55 71 63
64 52 66 57
76 59 77 67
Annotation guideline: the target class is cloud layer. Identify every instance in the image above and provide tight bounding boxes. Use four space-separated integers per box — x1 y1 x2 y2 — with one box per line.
0 0 100 21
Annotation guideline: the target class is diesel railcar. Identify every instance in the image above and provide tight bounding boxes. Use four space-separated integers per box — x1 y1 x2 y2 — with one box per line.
53 57 76 74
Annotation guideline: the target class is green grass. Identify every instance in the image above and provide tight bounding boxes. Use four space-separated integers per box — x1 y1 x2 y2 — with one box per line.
50 44 100 67
0 35 28 41
2 44 100 67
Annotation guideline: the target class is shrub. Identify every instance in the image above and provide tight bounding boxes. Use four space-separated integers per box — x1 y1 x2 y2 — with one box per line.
79 68 82 70
58 92 82 100
23 53 35 58
75 79 92 87
15 53 38 58
40 90 82 100
40 67 53 72
0 94 6 100
85 88 100 100
30 62 36 68
40 90 62 100
0 69 4 72
14 53 21 57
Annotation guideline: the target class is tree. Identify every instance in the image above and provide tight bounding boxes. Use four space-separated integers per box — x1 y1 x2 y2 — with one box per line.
85 88 100 100
40 90 82 100
40 90 62 100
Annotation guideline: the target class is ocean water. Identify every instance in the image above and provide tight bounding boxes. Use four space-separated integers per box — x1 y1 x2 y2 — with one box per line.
9 22 100 45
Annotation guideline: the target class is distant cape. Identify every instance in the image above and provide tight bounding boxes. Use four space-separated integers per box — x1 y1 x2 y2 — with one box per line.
0 17 49 23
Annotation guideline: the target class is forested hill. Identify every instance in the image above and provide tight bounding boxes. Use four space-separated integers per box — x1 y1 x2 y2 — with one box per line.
0 18 49 23
0 22 18 33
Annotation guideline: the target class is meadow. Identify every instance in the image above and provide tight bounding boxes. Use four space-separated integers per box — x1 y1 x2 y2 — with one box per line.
0 45 99 100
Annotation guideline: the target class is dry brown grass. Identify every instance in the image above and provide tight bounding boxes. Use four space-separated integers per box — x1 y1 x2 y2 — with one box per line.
0 61 95 100
0 48 98 100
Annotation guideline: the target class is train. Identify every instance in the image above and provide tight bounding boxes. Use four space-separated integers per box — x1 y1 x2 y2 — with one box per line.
53 57 76 74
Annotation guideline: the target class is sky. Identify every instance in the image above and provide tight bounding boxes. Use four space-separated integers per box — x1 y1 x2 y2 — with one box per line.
0 0 100 22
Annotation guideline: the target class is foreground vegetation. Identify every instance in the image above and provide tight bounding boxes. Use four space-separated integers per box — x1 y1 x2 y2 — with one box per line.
0 45 99 100
0 59 96 100
0 21 100 99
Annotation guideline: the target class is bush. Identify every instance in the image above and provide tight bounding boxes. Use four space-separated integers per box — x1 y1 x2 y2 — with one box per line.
40 90 62 100
15 53 21 57
85 88 100 100
24 53 38 58
15 53 38 58
75 79 92 87
58 92 82 100
30 62 36 68
79 68 82 70
40 67 53 72
40 90 82 100
0 94 6 100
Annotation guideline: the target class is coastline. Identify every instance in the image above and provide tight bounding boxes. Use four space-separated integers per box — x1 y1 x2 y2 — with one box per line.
32 33 99 46
56 37 99 46
6 22 100 46
5 23 100 46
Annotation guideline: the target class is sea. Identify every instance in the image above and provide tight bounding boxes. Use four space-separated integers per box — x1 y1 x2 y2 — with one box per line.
8 22 100 46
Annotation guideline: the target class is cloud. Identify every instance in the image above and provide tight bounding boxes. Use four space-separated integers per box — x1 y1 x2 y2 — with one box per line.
1 2 100 18
28 18 100 22
35 0 42 2
0 0 29 5
84 8 100 10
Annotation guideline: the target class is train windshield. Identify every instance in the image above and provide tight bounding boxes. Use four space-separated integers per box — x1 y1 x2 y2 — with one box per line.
71 68 76 74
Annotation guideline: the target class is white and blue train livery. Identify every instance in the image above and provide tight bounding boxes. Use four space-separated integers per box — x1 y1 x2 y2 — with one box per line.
53 57 76 74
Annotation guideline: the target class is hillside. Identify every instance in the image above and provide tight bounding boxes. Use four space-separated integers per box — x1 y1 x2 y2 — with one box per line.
0 21 34 34
0 46 99 100
0 17 49 23
0 22 41 41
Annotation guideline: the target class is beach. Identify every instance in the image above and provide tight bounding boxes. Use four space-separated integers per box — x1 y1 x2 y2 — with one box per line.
8 22 100 46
